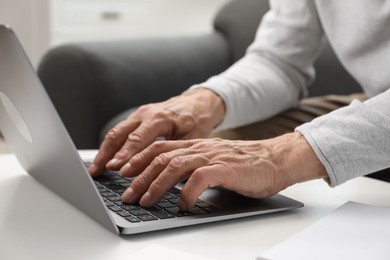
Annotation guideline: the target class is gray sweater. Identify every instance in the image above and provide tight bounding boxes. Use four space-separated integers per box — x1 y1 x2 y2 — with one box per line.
191 0 390 186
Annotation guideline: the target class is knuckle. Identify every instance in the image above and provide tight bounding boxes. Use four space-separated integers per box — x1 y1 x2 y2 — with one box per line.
129 153 142 164
168 157 186 171
131 175 148 192
105 128 120 143
153 110 169 120
127 131 142 142
127 132 144 146
128 154 142 169
137 104 151 113
150 140 166 150
115 146 132 159
152 112 173 126
152 153 170 168
192 139 211 149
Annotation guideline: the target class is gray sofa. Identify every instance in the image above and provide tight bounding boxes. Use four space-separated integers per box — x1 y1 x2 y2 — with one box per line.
38 0 362 150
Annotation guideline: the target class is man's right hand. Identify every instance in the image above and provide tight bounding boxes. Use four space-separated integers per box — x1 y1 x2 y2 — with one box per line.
88 88 225 177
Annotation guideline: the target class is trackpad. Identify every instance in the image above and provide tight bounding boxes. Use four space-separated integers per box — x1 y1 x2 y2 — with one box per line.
199 187 279 211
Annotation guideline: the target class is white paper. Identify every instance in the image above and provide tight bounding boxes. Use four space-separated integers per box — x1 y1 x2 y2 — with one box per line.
258 201 390 260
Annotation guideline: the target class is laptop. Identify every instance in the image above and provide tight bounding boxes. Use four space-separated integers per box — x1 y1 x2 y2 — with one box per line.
0 25 303 235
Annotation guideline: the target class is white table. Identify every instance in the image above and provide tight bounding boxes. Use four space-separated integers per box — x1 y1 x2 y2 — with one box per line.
1 151 389 260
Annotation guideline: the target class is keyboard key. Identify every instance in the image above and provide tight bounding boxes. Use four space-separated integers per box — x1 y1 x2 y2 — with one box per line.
157 201 175 208
111 188 126 194
121 205 141 211
94 172 218 221
150 209 176 219
169 187 181 194
105 184 123 190
202 205 223 213
114 201 124 206
113 179 131 184
107 175 123 180
104 200 114 206
163 193 177 200
129 209 150 216
165 207 192 217
97 180 112 186
117 211 132 217
104 171 117 177
108 205 123 212
125 216 141 223
98 189 110 194
138 215 158 221
100 191 117 197
189 207 208 215
168 198 180 205
106 196 122 202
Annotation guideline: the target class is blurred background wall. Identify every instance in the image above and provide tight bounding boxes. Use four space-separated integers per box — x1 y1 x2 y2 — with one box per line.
0 0 228 67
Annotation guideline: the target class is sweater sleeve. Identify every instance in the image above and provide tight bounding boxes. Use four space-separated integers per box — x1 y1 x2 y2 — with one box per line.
189 0 325 130
296 89 390 187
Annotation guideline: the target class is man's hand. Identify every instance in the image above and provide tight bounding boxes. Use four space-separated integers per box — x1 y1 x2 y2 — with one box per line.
119 132 328 210
88 88 225 177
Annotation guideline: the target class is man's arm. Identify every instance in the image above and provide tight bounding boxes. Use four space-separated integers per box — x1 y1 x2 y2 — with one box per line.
90 0 325 175
296 89 390 186
190 0 325 130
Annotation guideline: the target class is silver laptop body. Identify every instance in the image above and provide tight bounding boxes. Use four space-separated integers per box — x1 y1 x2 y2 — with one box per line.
0 25 303 235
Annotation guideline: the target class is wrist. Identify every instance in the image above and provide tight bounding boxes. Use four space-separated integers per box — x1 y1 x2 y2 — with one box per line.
272 132 328 187
184 88 226 129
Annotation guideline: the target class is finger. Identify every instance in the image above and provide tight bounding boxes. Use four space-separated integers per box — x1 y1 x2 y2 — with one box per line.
88 120 140 177
139 154 209 208
120 140 195 177
107 119 173 170
121 151 174 204
179 164 227 210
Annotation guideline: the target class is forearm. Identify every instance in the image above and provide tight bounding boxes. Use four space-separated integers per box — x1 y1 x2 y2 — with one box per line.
190 56 302 130
296 89 390 186
190 0 325 130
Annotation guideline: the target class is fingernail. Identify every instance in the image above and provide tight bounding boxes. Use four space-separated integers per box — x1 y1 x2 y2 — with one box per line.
120 162 131 176
122 188 136 203
179 199 188 211
107 158 121 168
140 192 152 207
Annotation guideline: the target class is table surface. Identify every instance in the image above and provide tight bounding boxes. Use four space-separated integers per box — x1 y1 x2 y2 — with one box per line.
1 150 389 260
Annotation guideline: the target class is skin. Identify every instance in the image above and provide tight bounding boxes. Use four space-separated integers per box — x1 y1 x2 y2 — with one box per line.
89 88 328 210
88 88 225 177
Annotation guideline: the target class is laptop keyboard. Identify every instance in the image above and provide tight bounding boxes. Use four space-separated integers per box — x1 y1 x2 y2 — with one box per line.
93 169 222 224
